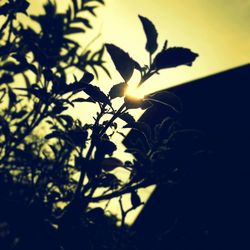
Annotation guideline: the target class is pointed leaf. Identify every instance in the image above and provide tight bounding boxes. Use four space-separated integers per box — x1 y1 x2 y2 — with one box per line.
119 112 135 124
83 85 111 105
105 44 134 82
131 191 141 208
101 157 123 171
139 15 158 54
109 82 128 99
153 47 199 70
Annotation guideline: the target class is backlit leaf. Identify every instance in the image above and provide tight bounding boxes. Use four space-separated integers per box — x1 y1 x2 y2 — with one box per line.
106 44 134 82
139 15 158 54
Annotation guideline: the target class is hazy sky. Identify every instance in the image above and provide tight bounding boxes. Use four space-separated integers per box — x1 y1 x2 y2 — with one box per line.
99 0 250 94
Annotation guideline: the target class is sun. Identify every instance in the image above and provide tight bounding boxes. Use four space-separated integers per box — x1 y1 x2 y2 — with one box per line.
125 85 145 100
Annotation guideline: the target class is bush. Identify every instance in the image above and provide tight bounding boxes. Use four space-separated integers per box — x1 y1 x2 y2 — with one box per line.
0 1 200 249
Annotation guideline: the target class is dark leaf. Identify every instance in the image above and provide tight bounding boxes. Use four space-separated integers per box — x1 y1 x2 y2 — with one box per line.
62 80 88 94
57 115 74 128
79 72 94 83
109 82 128 99
74 17 92 28
123 121 151 140
68 128 88 146
83 85 111 106
12 110 27 119
71 97 95 103
72 0 79 13
8 87 17 107
119 112 135 124
105 44 134 82
141 99 153 110
96 139 117 156
131 191 141 208
45 131 65 140
65 26 85 34
138 15 158 54
0 73 13 85
83 6 97 16
146 90 182 113
101 157 123 171
99 173 120 188
153 47 199 70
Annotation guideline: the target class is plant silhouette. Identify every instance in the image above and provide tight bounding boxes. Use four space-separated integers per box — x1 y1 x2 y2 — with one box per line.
0 1 201 249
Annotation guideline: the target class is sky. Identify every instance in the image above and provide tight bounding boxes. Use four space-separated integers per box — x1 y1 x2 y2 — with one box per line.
11 0 250 224
99 0 250 94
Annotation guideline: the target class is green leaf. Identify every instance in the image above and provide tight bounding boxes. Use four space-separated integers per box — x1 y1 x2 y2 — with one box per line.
109 82 128 99
138 15 158 54
105 44 134 82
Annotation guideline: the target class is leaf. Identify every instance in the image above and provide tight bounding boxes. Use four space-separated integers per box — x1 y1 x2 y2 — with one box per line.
123 121 151 140
12 110 27 119
99 173 120 189
82 6 97 16
109 82 128 99
105 44 134 82
57 115 74 128
0 73 13 85
79 72 94 83
101 157 123 171
119 112 135 124
83 85 111 106
45 131 65 140
65 26 85 34
124 96 143 109
62 80 88 94
139 15 158 54
74 17 92 28
72 0 79 13
96 139 117 156
8 87 17 108
153 47 199 70
71 97 95 103
68 128 88 146
131 191 141 208
146 90 182 113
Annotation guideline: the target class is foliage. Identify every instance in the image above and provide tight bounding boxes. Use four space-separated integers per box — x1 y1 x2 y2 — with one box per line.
0 1 201 250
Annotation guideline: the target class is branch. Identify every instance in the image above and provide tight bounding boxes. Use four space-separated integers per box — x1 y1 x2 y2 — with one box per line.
90 180 149 202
